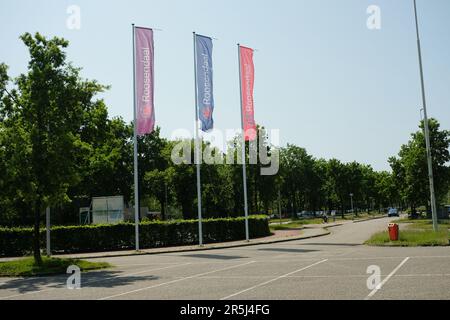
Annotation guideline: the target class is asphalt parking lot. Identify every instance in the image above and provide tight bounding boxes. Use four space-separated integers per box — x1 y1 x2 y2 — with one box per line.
1 217 449 300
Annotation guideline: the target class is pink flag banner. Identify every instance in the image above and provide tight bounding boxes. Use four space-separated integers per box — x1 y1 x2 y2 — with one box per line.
239 46 257 141
134 27 155 136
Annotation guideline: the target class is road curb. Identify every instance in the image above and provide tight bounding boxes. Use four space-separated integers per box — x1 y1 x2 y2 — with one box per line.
353 215 388 223
303 222 345 229
55 229 331 260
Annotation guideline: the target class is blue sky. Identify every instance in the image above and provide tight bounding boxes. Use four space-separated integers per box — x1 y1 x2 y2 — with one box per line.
1 0 449 171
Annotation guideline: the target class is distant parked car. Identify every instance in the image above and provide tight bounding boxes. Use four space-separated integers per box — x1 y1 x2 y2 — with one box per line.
388 208 399 217
297 211 314 219
296 211 306 219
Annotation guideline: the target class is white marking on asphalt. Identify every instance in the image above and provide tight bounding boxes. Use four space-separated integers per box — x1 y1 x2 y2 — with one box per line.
112 262 191 267
98 260 256 300
175 273 450 280
0 263 190 287
0 262 191 300
271 249 352 260
250 255 450 264
84 262 192 286
365 257 410 300
220 259 328 300
113 260 244 267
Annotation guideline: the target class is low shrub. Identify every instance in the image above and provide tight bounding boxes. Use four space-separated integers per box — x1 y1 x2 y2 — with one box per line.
0 215 270 257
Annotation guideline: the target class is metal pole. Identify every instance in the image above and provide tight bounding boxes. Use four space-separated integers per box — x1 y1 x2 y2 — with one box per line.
413 0 438 231
238 44 250 242
165 183 168 220
278 189 282 225
46 207 51 256
350 194 354 215
132 23 140 250
193 32 203 246
106 197 109 224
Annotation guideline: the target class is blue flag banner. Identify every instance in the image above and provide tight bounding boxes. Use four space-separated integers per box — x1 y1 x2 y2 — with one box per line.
195 35 215 132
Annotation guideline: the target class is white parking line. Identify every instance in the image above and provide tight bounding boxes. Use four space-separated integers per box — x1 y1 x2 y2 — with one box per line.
365 257 410 300
84 262 192 286
0 262 191 300
249 255 450 264
220 259 328 300
98 260 256 300
112 262 191 267
175 273 450 280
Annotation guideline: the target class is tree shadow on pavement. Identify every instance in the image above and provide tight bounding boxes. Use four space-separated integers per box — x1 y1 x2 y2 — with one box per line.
0 270 160 295
181 254 246 260
300 243 360 247
257 248 318 253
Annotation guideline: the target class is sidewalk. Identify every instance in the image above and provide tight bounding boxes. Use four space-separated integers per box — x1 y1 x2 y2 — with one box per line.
51 225 336 260
0 221 348 262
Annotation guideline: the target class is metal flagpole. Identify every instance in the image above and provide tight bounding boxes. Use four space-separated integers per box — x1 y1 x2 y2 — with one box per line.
193 32 203 246
46 207 51 256
238 44 250 242
132 23 140 250
413 0 438 232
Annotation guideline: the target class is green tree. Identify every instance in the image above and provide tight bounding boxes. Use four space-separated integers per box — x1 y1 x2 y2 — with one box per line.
346 162 364 215
306 159 326 214
138 128 168 195
0 33 107 263
325 159 349 218
279 145 312 217
72 106 133 202
390 119 450 216
374 171 399 210
165 140 197 219
144 169 170 220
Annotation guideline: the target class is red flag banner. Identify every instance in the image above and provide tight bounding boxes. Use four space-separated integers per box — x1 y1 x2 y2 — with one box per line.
239 46 257 141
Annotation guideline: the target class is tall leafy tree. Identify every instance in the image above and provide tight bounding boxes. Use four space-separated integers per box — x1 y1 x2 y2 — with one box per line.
374 171 399 210
390 119 450 216
279 145 312 217
0 33 107 263
144 169 171 220
165 140 197 219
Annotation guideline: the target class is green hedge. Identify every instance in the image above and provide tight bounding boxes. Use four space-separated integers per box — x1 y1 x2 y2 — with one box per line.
0 215 270 257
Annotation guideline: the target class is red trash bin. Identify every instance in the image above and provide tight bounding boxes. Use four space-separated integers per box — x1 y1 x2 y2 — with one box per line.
388 223 399 241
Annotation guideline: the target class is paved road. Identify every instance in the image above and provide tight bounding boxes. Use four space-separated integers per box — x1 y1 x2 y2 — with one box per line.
1 217 449 300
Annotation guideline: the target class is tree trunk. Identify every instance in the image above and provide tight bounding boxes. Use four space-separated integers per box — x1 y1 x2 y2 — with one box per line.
182 202 191 220
33 197 42 265
159 198 166 221
425 203 431 219
290 194 295 219
411 204 417 219
253 174 258 214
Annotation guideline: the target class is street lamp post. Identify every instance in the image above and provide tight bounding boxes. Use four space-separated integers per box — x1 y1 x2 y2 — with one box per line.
413 0 438 232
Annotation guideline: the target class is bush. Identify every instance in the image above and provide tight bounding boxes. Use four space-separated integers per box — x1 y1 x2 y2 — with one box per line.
0 257 111 277
0 215 270 257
